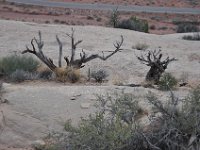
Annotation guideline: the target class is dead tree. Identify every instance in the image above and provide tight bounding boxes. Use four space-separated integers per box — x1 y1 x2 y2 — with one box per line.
22 29 124 82
136 50 176 83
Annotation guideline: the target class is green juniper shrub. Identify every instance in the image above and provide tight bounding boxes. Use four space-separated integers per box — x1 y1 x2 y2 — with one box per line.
109 8 120 28
177 23 199 33
117 16 149 33
47 87 200 150
132 43 149 50
38 69 53 80
158 73 178 91
91 69 108 83
65 92 145 150
145 86 200 150
182 32 200 41
0 55 39 76
10 69 39 82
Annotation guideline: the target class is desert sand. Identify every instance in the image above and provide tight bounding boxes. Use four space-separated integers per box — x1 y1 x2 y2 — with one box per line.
0 20 200 149
51 0 200 8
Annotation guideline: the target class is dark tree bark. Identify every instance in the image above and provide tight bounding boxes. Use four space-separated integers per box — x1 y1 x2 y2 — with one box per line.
136 50 177 83
22 29 124 82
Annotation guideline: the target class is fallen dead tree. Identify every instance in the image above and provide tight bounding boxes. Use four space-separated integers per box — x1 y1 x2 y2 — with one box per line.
22 29 124 82
136 50 177 84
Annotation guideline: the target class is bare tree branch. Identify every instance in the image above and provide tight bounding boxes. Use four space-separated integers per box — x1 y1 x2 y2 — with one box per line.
136 50 177 83
56 35 63 67
81 35 124 63
22 32 57 71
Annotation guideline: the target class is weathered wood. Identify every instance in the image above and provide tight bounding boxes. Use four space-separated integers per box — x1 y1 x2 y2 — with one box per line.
22 29 124 82
136 50 177 83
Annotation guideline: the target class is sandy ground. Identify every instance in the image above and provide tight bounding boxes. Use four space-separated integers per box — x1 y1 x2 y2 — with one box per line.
1 1 200 35
0 20 200 149
50 0 200 8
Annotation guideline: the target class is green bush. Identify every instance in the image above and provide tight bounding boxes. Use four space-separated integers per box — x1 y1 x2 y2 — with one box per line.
132 43 149 50
0 55 39 76
109 8 120 28
91 69 108 83
145 86 200 150
38 69 53 80
182 32 200 41
45 87 200 150
9 69 39 82
177 23 199 33
117 16 149 33
158 73 178 91
0 81 2 99
65 93 144 150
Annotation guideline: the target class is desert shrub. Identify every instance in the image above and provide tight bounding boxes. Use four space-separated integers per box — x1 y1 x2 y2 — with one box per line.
0 81 2 90
158 73 178 91
38 69 53 80
96 17 102 22
54 19 60 23
177 23 199 33
109 8 120 28
47 87 200 150
182 32 200 41
179 72 189 83
0 55 39 76
90 69 108 83
87 16 94 20
158 26 168 30
0 81 2 99
67 70 80 83
10 69 39 82
132 43 149 50
145 87 200 150
150 25 156 30
117 16 149 33
65 93 145 150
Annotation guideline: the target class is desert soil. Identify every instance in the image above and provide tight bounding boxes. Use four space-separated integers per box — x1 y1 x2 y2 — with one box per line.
0 19 200 149
50 0 200 8
1 1 200 35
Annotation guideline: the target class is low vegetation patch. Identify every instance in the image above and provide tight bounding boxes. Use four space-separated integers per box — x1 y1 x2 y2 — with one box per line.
0 81 2 99
182 32 200 41
117 16 149 33
177 23 199 33
109 8 120 28
90 69 108 83
158 73 178 91
132 42 149 50
9 69 39 82
65 93 145 150
145 87 200 149
0 55 39 76
62 87 200 150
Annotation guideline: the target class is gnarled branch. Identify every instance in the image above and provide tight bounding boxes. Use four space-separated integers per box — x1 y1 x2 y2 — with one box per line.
22 31 57 71
136 50 177 83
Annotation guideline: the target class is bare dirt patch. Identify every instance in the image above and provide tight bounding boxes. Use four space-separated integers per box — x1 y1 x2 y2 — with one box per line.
1 1 200 35
50 0 200 8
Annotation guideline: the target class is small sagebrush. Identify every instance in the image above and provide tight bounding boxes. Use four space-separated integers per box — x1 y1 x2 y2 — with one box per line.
90 69 108 83
182 32 200 41
0 81 2 99
65 92 144 150
0 55 39 76
46 87 200 150
10 69 39 82
146 87 200 150
109 8 120 28
177 23 199 33
117 16 149 33
132 43 149 50
38 69 53 80
158 73 178 91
